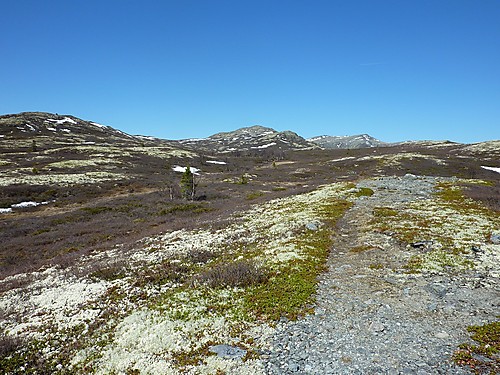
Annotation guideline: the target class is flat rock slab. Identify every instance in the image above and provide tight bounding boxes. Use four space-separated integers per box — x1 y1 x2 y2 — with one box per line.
209 344 247 360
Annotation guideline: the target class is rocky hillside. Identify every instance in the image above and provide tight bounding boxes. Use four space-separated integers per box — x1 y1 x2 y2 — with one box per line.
0 112 172 147
308 134 387 149
179 125 319 153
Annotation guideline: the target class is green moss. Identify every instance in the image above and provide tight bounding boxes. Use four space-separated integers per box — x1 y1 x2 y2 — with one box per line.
372 207 398 218
243 200 352 321
453 320 500 374
355 187 374 197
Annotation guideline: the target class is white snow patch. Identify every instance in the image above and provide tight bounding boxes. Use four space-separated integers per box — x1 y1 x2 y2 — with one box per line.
11 201 49 208
90 122 107 128
179 138 206 143
251 142 276 149
206 160 227 165
0 208 13 214
330 157 356 162
481 166 500 174
0 135 4 137
47 127 57 132
61 128 71 133
26 124 37 132
46 117 77 125
172 166 200 175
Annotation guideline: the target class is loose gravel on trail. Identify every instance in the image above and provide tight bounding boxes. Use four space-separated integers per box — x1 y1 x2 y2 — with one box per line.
263 175 499 374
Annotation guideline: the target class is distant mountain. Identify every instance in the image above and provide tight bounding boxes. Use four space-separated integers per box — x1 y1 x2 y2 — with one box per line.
179 125 319 153
308 134 387 149
0 112 172 147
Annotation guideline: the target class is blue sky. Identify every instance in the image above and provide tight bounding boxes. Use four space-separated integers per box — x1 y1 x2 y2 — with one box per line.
1 1 499 143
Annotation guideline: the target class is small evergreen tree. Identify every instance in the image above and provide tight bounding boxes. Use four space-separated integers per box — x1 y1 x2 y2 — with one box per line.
180 166 196 200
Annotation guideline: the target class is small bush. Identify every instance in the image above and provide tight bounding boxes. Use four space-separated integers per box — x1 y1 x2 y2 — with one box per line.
135 261 192 286
0 335 22 358
192 259 268 288
185 248 216 264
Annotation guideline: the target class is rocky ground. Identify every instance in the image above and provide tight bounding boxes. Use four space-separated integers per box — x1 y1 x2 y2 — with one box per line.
264 175 499 374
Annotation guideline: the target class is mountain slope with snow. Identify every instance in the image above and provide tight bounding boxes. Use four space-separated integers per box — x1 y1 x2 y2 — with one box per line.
308 134 387 149
179 125 319 153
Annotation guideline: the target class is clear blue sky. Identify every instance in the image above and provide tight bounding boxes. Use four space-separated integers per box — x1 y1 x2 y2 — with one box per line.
1 1 499 143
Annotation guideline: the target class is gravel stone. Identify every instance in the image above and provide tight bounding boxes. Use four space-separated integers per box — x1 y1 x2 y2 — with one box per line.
263 176 498 375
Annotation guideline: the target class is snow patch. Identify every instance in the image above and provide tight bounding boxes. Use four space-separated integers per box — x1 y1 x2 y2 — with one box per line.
46 117 77 125
251 142 276 149
47 127 57 132
330 157 356 162
481 166 500 174
90 122 106 128
172 166 200 175
1 201 52 213
206 161 227 165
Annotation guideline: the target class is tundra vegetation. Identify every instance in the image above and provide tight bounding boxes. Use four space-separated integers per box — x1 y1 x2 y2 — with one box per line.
0 113 499 374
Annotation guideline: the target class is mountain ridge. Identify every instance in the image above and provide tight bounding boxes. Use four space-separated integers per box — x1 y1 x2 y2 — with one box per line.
1 112 498 152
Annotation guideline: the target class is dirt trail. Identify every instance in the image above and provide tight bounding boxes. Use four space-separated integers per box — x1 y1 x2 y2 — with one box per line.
264 176 499 374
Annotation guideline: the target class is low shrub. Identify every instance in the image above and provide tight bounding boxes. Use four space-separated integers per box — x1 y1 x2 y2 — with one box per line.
192 259 268 288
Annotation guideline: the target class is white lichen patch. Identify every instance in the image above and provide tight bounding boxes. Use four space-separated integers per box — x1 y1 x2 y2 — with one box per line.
47 158 121 169
0 268 111 338
358 152 447 166
369 181 500 274
0 171 126 186
126 146 196 159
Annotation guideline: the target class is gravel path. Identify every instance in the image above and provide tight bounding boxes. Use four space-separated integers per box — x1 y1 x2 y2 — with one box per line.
264 175 499 374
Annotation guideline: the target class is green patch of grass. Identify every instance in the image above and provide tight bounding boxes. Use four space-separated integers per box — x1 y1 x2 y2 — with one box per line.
157 203 212 215
355 187 374 197
80 206 113 215
272 187 287 191
246 191 264 200
32 228 51 236
453 320 500 374
372 207 398 218
244 199 351 321
369 263 384 270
